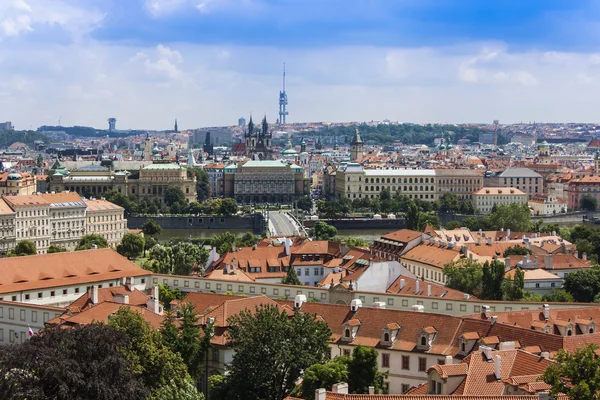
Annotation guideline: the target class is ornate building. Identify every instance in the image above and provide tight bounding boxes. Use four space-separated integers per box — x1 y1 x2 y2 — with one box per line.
244 116 273 160
221 160 309 203
350 128 364 162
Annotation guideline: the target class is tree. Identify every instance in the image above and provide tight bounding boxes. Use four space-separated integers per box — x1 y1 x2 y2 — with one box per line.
171 302 203 380
164 187 186 207
563 267 600 302
300 359 349 400
235 232 261 248
297 196 313 212
0 324 149 400
439 193 461 214
218 198 238 216
9 240 37 256
445 220 461 230
405 201 420 230
343 237 369 247
443 259 484 298
108 307 200 398
459 200 475 215
481 260 505 300
347 345 387 394
216 305 332 400
543 289 575 303
580 195 598 212
209 231 237 254
281 267 302 286
158 284 184 310
75 234 108 251
502 245 530 257
487 203 532 232
188 168 210 202
143 219 162 236
418 212 440 230
148 245 174 274
310 221 338 240
503 267 525 301
47 244 66 253
117 233 146 259
542 345 600 400
171 242 209 275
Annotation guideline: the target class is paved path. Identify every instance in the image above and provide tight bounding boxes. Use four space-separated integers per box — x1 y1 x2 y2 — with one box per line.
268 211 299 236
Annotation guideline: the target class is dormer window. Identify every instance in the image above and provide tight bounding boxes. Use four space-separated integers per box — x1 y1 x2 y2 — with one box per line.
421 336 427 346
458 332 480 355
345 328 351 338
417 326 437 351
381 323 400 346
343 319 361 342
384 332 390 342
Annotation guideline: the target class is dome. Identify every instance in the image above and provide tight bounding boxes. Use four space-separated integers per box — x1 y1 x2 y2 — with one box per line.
447 144 454 149
152 146 160 154
281 148 298 156
7 173 22 180
539 140 549 148
439 144 446 150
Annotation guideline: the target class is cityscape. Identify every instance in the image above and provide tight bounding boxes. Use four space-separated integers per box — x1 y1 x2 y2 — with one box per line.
2 1 600 400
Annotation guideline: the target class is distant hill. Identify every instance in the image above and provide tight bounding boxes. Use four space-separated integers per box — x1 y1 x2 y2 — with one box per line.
0 130 49 149
37 126 146 138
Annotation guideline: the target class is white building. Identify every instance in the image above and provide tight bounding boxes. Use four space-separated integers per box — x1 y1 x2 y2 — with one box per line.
528 194 567 216
473 187 528 214
85 198 127 248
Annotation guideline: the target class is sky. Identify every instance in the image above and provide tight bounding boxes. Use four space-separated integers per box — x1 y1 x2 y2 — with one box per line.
2 0 600 130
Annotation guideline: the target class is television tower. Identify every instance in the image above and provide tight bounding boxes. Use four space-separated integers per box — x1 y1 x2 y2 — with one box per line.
279 63 288 125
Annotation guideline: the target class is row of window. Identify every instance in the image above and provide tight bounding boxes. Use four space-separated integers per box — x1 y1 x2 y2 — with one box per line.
349 177 435 184
296 267 325 277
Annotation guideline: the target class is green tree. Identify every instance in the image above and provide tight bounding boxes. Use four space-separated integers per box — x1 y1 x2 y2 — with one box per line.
343 237 369 247
580 195 598 211
563 267 600 302
188 168 211 202
405 201 420 230
209 231 237 254
459 200 475 215
503 267 525 301
117 233 146 259
47 244 66 253
481 260 505 300
143 219 162 236
296 196 313 212
487 203 532 232
439 193 461 214
543 345 600 400
502 245 530 257
171 242 209 275
173 302 204 380
216 305 332 400
235 232 261 248
445 220 461 230
0 324 149 400
158 284 184 310
149 245 174 274
300 359 349 400
443 259 484 298
75 234 108 251
218 198 238 216
540 223 561 233
310 221 338 240
347 345 387 394
108 307 200 398
164 187 186 207
543 289 575 302
9 240 37 256
418 212 440 230
281 267 302 286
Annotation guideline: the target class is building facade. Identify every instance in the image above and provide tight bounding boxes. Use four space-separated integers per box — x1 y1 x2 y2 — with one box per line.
486 168 543 200
0 172 37 197
473 187 528 214
221 160 309 203
435 169 484 201
85 199 127 248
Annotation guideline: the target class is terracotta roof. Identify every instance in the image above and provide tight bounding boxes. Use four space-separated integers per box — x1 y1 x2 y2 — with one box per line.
505 268 561 281
474 187 526 195
430 363 468 378
381 229 424 243
0 249 151 294
0 198 15 214
323 394 555 400
3 194 49 207
66 285 149 312
294 240 341 256
39 191 85 205
85 198 123 211
400 243 462 269
55 302 163 328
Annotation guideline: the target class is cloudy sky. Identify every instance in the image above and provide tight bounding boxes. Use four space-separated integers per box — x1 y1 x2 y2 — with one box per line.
2 0 600 130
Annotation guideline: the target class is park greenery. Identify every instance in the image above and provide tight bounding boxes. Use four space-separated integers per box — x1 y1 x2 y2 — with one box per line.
0 130 49 148
8 240 37 257
543 344 600 400
75 234 108 251
0 307 203 400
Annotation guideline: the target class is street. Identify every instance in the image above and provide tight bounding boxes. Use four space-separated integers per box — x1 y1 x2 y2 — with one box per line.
268 211 299 236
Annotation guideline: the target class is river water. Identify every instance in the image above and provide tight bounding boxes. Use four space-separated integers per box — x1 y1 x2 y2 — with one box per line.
156 228 390 242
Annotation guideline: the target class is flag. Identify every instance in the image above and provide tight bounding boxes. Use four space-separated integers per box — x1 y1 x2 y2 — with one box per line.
28 326 34 336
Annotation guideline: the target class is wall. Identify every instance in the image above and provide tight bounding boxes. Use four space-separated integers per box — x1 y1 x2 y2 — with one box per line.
303 217 406 230
127 213 265 234
0 301 63 345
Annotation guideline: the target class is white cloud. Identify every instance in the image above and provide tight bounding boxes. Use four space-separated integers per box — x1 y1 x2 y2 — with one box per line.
1 15 32 36
12 0 32 12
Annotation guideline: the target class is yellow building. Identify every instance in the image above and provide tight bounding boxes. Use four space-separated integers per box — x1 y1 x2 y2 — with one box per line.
0 172 37 196
473 187 528 214
85 199 127 248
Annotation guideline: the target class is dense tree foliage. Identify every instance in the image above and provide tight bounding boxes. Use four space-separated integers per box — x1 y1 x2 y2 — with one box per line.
299 358 349 400
281 267 302 286
563 267 600 303
148 242 209 275
117 233 145 259
188 168 211 202
158 284 184 310
543 345 600 400
74 234 108 251
343 237 370 247
142 219 162 236
580 195 598 211
502 245 530 257
0 323 149 400
296 196 313 212
8 240 37 257
503 267 525 301
0 130 49 148
213 305 332 400
310 221 338 240
443 259 484 298
47 244 66 253
347 346 387 394
482 260 506 300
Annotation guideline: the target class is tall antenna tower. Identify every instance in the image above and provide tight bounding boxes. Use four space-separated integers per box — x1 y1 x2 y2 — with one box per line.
278 63 288 125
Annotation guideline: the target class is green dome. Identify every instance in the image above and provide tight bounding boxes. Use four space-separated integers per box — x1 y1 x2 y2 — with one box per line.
7 173 21 180
439 144 446 150
152 146 160 154
539 140 549 148
281 148 298 156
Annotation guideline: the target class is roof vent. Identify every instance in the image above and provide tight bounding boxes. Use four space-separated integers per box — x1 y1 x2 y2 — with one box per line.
350 299 362 312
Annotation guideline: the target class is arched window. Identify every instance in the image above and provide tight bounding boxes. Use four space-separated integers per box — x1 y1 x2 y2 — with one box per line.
590 328 595 334
387 178 390 183
404 186 407 191
567 329 573 336
392 178 396 183
345 328 351 338
420 186 423 191
420 178 423 183
421 336 427 346
376 186 380 191
376 178 380 183
409 178 413 183
384 332 390 342
371 186 374 191
461 342 466 352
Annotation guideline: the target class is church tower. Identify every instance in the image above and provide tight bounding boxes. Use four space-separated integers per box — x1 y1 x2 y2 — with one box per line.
143 133 153 161
350 128 364 162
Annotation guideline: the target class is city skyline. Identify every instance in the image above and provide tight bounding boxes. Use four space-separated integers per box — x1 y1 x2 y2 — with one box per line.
3 0 600 129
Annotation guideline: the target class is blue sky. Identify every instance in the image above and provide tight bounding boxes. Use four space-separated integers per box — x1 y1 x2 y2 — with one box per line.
2 0 600 129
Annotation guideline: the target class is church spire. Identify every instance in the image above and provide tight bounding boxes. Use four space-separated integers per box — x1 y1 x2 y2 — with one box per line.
174 118 178 133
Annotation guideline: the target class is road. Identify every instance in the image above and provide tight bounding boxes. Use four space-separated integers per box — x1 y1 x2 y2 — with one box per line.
268 211 299 236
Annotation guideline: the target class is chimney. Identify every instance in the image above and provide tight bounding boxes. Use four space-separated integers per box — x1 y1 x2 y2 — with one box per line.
232 258 237 274
480 345 493 360
464 293 470 300
315 389 327 400
225 264 231 274
368 386 375 395
285 237 292 256
232 243 236 252
543 304 550 320
91 285 99 305
540 352 550 359
372 302 386 309
332 383 349 394
415 280 420 294
400 279 405 290
294 294 307 309
253 244 258 251
506 228 511 238
504 257 511 271
427 284 431 297
350 299 362 312
113 293 129 305
146 296 161 315
500 228 504 232
499 341 516 351
445 355 453 365
544 254 553 270
482 305 491 319
494 354 502 380
479 228 483 236
583 252 588 261
411 305 425 312
487 237 492 246
152 286 159 300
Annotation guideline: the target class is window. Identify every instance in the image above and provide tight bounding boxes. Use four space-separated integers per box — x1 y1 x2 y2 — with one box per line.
345 328 351 338
402 355 409 370
383 332 390 342
297 268 302 276
438 358 446 365
419 357 427 372
75 288 80 294
62 289 67 295
343 349 351 357
382 353 390 368
421 336 426 346
24 294 30 300
38 292 42 299
11 296 16 302
401 384 410 394
212 348 219 362
314 267 319 275
305 268 310 276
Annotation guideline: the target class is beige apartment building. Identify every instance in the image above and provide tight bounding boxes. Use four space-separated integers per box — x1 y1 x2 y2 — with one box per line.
485 168 543 200
435 169 484 201
41 192 87 251
85 199 127 248
0 172 37 196
4 195 52 254
473 187 528 214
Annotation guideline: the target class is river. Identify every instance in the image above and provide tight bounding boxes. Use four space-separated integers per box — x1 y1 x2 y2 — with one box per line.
155 228 390 242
